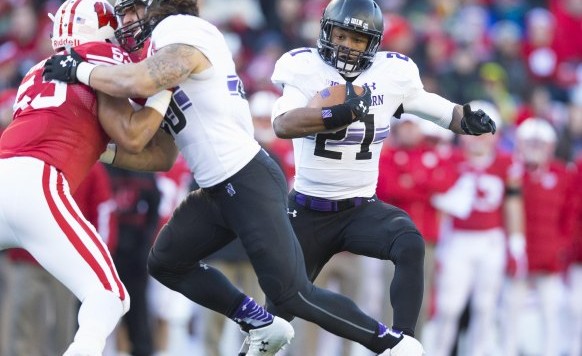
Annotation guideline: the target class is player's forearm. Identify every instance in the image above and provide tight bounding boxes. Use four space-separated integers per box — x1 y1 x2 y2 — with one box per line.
113 130 178 172
88 62 159 98
273 108 348 138
403 90 457 131
448 105 465 134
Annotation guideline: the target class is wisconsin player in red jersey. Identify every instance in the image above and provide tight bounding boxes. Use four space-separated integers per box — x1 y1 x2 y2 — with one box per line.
429 105 524 356
0 0 177 355
569 156 582 356
501 118 576 356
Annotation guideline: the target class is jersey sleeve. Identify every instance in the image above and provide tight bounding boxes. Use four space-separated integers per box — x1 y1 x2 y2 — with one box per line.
375 52 424 93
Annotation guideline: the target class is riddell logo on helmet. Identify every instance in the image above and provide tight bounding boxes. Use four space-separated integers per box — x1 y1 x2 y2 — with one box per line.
53 38 80 47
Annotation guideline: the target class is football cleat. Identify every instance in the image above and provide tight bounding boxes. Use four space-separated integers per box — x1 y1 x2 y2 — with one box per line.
238 316 294 356
377 335 425 356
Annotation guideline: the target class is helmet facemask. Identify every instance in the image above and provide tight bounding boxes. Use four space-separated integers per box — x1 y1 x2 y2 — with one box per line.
114 0 151 52
318 22 381 76
317 0 383 76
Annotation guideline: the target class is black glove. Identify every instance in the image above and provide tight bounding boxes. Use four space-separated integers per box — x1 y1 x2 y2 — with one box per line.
43 48 85 84
460 103 497 135
344 81 371 121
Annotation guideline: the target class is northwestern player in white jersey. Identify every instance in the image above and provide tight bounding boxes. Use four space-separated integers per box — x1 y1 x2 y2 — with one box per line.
268 0 497 353
40 0 443 355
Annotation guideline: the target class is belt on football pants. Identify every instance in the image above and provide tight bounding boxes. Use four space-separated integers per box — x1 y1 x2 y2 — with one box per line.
291 190 366 212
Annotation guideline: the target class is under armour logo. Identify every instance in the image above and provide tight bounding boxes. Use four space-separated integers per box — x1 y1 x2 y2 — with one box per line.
287 209 297 218
59 56 75 68
379 327 402 339
199 263 209 270
359 101 366 110
225 183 236 197
367 198 376 203
364 82 376 90
259 341 269 352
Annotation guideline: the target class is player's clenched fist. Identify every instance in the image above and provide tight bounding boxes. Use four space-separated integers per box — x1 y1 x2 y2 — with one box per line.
460 103 497 136
43 48 86 84
344 81 371 121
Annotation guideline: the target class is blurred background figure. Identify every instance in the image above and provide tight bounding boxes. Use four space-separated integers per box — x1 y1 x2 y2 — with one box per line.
0 89 16 349
149 154 198 356
428 102 525 356
569 156 582 356
377 114 458 342
106 167 161 356
249 90 295 187
501 117 576 356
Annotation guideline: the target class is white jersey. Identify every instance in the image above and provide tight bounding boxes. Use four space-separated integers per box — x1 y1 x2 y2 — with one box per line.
148 15 260 188
271 48 456 199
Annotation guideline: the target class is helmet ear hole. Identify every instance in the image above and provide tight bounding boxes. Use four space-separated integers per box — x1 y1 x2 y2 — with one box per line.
51 0 118 51
317 0 384 75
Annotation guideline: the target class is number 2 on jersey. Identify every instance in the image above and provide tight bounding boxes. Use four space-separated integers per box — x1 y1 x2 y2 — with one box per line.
314 113 374 160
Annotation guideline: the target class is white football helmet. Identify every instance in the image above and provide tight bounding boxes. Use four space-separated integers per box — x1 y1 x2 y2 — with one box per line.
516 117 557 166
50 0 118 51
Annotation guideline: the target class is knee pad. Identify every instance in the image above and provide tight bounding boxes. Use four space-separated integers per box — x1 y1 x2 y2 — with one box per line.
390 230 425 265
147 249 171 284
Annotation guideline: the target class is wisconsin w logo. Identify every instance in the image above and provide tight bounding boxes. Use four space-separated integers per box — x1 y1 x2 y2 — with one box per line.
94 2 118 29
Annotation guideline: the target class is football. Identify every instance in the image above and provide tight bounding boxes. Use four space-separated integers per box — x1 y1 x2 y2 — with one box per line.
307 84 365 108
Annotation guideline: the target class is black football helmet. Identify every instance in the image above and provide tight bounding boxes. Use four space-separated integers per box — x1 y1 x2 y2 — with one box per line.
318 0 384 76
114 0 150 52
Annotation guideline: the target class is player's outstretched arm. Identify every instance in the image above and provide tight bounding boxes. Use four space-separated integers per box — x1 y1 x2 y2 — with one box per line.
402 89 496 135
44 44 206 98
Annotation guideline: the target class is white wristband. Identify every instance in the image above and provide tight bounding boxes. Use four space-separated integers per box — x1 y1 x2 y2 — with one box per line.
77 62 97 86
99 143 117 164
144 90 173 116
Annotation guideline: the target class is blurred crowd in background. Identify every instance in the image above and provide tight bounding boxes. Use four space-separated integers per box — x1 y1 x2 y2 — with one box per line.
1 0 582 355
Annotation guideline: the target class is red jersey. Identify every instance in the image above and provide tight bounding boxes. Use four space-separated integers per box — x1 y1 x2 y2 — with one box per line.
155 154 192 229
572 159 582 263
378 142 458 243
0 42 131 193
452 152 519 231
522 161 576 272
267 139 295 188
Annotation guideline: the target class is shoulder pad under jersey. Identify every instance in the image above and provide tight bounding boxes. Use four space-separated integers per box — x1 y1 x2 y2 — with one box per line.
272 48 323 89
372 51 423 90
